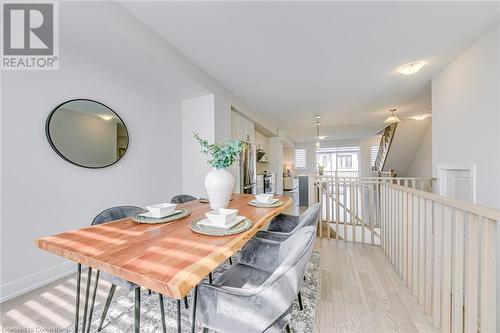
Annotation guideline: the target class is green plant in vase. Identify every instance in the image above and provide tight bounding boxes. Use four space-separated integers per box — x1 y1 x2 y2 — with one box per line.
194 133 244 209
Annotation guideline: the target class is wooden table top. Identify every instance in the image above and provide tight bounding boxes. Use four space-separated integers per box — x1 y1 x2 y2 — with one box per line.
36 194 292 299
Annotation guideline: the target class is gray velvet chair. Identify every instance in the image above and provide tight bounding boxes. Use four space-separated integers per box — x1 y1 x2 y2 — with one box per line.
251 202 320 311
257 203 320 242
85 206 184 333
195 225 317 333
171 194 197 204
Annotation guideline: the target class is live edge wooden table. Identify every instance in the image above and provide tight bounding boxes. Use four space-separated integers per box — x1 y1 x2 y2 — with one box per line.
36 193 291 333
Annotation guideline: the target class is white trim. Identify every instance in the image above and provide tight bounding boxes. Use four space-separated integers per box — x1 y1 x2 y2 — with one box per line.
0 262 75 303
437 163 477 204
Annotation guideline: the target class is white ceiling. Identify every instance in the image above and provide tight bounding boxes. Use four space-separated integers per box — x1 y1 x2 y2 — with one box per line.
122 1 500 142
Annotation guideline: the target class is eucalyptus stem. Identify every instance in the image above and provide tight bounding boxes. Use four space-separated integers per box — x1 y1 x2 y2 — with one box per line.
194 132 244 169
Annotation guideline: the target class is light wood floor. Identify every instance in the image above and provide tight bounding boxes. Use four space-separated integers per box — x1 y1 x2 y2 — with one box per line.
1 238 436 332
315 238 437 333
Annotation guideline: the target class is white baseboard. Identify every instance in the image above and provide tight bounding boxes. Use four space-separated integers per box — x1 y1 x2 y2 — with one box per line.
0 262 76 303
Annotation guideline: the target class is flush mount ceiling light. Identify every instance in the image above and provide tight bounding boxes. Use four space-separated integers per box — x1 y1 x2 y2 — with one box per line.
384 108 401 124
397 61 426 75
412 113 432 121
315 115 321 149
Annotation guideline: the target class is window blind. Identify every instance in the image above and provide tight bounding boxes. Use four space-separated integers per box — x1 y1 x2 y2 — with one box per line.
371 145 379 167
295 149 306 168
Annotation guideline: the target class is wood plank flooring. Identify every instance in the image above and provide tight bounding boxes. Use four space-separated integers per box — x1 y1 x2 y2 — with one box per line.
2 238 437 332
315 238 438 333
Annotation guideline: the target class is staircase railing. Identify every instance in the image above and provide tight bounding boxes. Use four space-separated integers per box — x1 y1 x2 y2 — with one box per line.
381 183 498 333
314 176 435 242
373 122 398 172
314 176 498 333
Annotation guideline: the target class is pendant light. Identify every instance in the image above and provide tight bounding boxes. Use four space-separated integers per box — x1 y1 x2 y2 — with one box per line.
384 108 401 124
315 115 321 149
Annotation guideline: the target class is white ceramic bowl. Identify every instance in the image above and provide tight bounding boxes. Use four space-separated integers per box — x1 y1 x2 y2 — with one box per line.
146 203 176 218
205 208 238 226
255 194 274 203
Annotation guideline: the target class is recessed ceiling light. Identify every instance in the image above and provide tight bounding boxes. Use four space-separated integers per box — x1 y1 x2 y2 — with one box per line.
318 136 326 140
397 61 426 75
412 114 432 121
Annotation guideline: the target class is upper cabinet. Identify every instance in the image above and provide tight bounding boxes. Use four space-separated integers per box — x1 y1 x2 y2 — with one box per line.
231 110 255 143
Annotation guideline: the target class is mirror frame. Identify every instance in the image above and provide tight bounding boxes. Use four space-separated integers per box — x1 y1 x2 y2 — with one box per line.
45 98 129 169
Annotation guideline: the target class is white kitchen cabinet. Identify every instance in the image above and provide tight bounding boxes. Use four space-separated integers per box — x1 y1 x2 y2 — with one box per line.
231 110 255 143
246 119 255 143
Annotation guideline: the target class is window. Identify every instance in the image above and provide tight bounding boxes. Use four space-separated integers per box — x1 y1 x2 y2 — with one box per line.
295 149 306 168
338 155 353 169
316 146 360 176
371 144 379 168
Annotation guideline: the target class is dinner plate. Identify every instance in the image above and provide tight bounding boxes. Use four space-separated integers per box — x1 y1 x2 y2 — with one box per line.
248 200 284 208
191 217 253 236
197 215 246 230
132 209 190 224
137 210 182 219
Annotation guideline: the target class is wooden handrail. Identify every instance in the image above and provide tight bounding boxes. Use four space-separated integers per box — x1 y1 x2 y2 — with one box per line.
382 182 500 220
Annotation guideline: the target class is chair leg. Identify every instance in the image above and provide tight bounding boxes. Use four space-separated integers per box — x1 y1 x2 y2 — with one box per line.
229 257 233 265
148 289 152 295
75 264 82 333
159 294 166 333
134 287 140 333
97 284 116 331
86 270 100 333
81 267 93 332
297 291 304 311
208 272 213 284
285 324 291 333
177 299 181 333
184 296 189 309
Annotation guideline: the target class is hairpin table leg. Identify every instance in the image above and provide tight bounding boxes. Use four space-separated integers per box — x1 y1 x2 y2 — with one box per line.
74 264 82 333
81 267 92 332
86 270 100 333
159 294 166 333
190 285 198 333
135 287 141 333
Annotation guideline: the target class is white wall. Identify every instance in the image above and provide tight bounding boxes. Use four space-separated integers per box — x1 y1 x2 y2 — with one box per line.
182 95 215 198
407 119 432 178
0 45 183 301
384 118 433 177
283 147 295 170
431 24 500 324
432 25 500 209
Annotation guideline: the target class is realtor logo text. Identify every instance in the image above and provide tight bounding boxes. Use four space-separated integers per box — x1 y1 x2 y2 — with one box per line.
2 2 59 70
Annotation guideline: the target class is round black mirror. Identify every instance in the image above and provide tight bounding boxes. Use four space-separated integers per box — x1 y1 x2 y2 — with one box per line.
46 99 129 168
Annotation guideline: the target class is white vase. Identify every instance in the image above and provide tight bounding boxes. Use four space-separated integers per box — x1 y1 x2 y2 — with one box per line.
204 168 235 209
